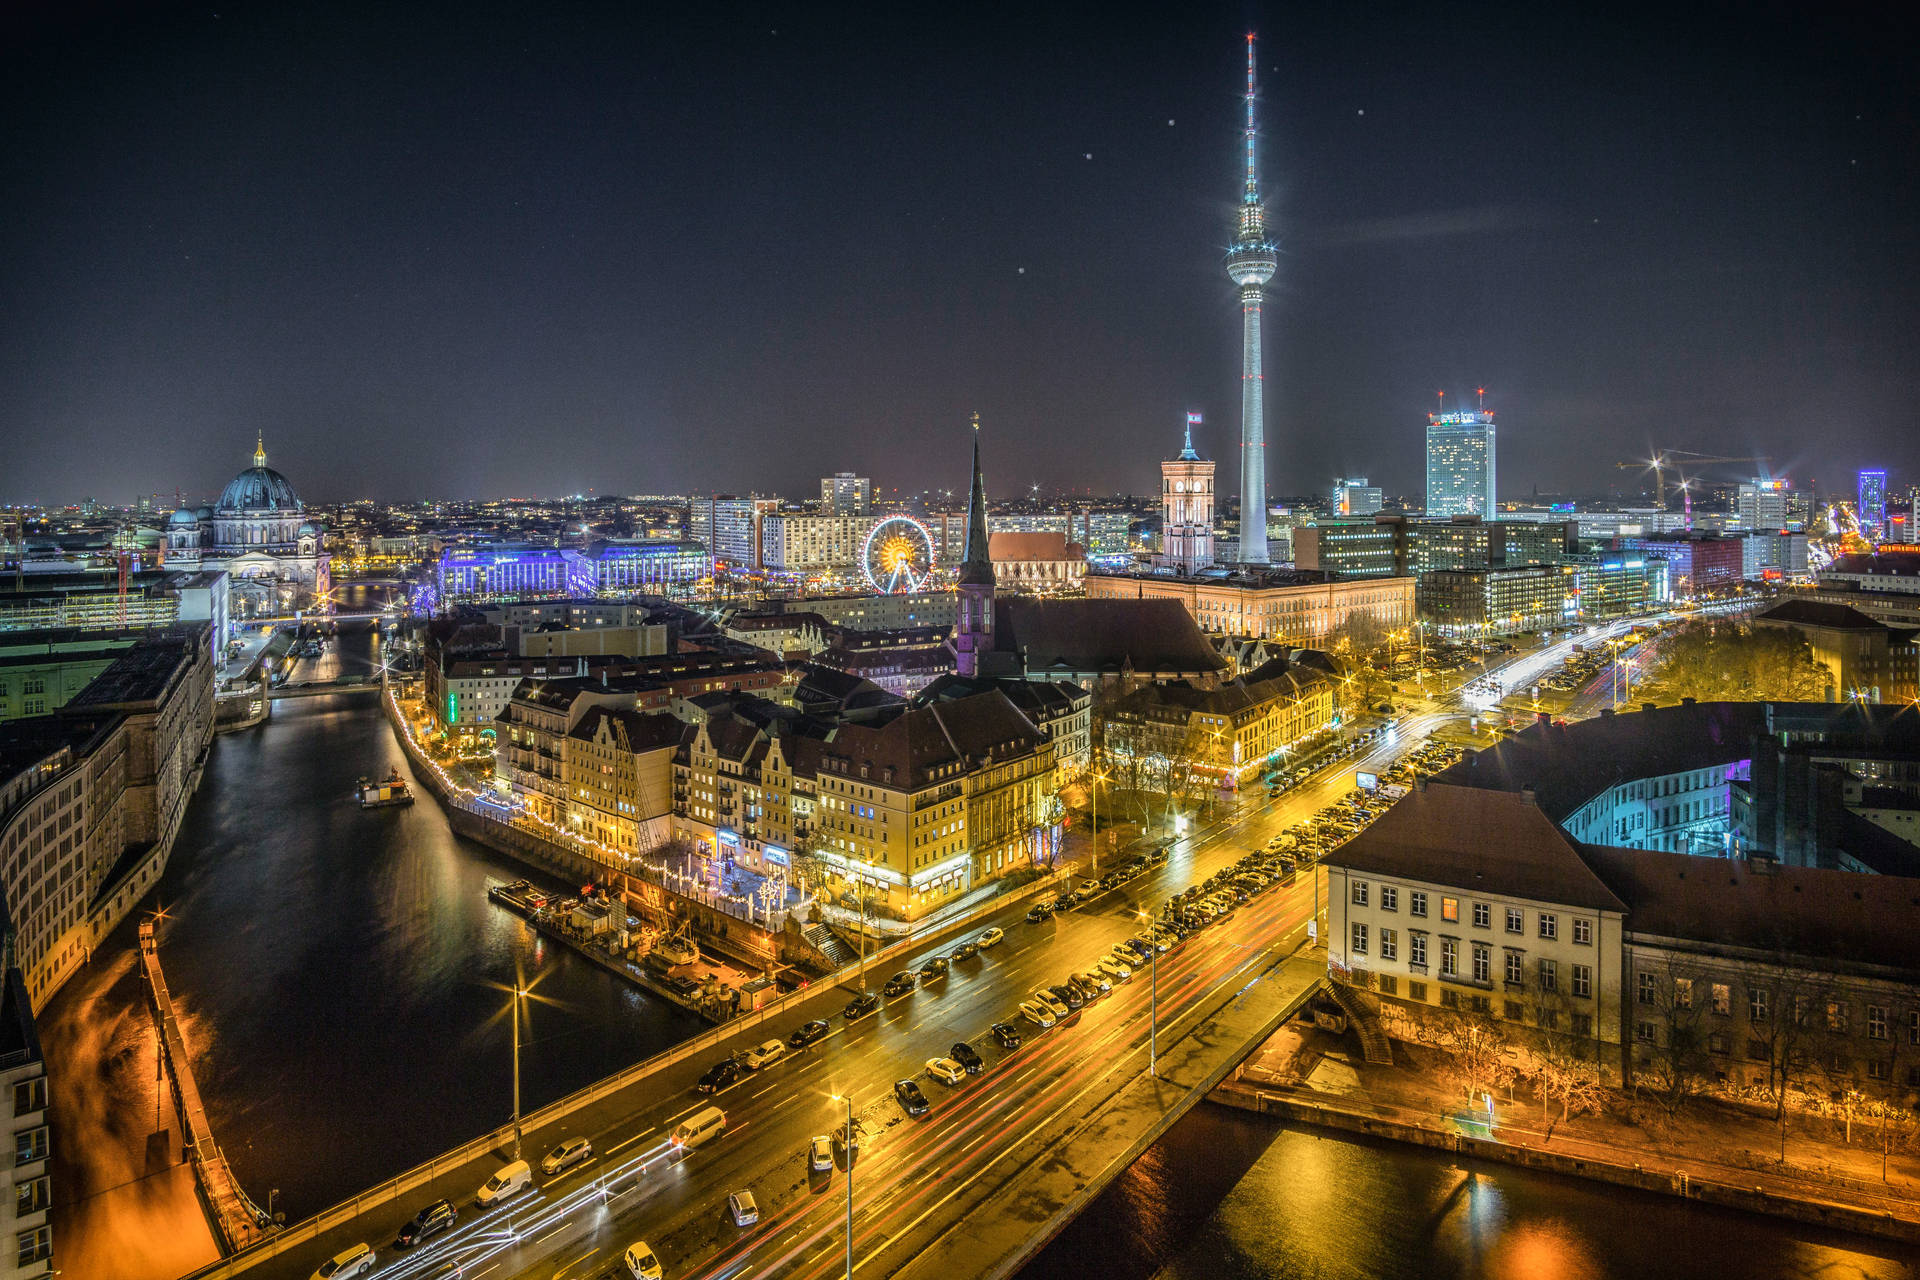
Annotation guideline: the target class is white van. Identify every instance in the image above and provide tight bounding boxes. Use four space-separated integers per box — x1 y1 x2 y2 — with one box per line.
670 1106 727 1150
475 1159 532 1207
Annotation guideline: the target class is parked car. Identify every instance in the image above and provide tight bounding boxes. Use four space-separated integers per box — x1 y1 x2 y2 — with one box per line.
395 1199 456 1248
1048 983 1085 1011
949 940 980 961
741 1039 787 1070
787 1019 831 1049
1098 957 1132 982
894 1078 931 1117
310 1243 375 1280
833 1118 865 1164
1025 902 1054 924
475 1159 532 1207
539 1137 593 1177
728 1190 759 1226
991 1021 1023 1049
1019 999 1057 1029
883 971 917 997
1033 988 1070 1018
951 1042 984 1073
697 1059 740 1094
625 1242 663 1280
977 927 1005 949
843 990 882 1021
926 1056 967 1085
918 955 950 981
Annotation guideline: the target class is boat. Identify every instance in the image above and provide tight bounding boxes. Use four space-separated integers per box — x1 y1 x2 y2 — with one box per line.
650 925 700 968
357 768 414 808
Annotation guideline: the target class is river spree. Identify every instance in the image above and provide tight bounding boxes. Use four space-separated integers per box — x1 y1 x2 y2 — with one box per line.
44 622 705 1280
1025 1103 1914 1280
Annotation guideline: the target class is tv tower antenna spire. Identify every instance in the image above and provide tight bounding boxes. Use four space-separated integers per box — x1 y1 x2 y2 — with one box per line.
1225 33 1278 565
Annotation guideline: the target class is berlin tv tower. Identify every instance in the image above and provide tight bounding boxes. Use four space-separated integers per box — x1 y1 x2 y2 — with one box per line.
1225 34 1278 565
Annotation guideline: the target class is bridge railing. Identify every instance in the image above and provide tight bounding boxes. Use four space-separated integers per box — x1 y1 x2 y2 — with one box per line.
181 865 1065 1279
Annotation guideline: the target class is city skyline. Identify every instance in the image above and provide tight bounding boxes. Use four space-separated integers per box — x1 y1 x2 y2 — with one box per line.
5 4 1917 506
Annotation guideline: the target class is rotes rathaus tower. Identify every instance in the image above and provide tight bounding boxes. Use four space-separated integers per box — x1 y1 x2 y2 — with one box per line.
1225 33 1278 565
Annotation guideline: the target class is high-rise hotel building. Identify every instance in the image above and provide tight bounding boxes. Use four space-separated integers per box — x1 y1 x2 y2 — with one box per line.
1425 410 1497 520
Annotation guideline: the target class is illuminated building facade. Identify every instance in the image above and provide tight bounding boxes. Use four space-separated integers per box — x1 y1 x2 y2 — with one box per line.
1425 410 1497 520
1858 469 1888 540
1736 479 1791 532
1418 564 1574 637
819 473 872 516
1332 477 1382 517
1085 568 1414 647
687 496 777 567
164 438 331 620
1158 414 1215 575
435 541 707 603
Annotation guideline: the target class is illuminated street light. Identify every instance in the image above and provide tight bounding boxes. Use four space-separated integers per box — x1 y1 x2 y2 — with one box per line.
828 1092 855 1280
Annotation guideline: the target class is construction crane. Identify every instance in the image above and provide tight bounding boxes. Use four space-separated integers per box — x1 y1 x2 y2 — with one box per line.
1616 451 1774 518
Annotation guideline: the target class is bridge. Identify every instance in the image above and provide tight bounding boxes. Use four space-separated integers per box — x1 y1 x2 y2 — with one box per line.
267 675 383 700
140 921 278 1255
174 714 1442 1280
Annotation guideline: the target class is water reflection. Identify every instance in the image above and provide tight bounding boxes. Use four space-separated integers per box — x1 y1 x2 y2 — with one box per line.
1027 1106 1912 1280
47 620 706 1243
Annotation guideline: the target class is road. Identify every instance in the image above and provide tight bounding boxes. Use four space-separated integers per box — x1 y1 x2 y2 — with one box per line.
227 719 1436 1280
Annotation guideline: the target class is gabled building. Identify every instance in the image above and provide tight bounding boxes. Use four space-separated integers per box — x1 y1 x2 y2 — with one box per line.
1099 655 1334 785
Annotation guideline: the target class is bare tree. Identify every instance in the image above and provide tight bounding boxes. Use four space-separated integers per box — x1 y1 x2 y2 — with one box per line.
1737 961 1839 1157
1635 956 1713 1114
1420 1005 1515 1108
1527 991 1608 1140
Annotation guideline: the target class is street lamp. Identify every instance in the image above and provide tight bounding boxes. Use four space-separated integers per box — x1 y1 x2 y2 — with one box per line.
510 967 527 1159
1136 909 1158 1077
829 1092 855 1280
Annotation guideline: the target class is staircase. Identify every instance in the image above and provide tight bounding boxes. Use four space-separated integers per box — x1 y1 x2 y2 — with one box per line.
1325 979 1394 1066
804 923 859 969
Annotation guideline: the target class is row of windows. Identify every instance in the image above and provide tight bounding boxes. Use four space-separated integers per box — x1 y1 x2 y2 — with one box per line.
1350 881 1592 944
1635 973 1920 1043
1351 923 1596 998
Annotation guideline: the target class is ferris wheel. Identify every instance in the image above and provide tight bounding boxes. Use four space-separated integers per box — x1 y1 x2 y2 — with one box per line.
862 517 937 594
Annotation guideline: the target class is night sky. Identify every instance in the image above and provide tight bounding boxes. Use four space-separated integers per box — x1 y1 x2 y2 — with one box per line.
4 2 1915 507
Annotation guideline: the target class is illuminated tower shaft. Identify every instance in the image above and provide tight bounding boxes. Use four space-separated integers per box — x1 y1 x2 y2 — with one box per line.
1225 35 1278 565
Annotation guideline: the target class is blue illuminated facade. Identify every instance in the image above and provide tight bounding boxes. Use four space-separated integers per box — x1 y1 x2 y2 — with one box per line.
435 540 710 604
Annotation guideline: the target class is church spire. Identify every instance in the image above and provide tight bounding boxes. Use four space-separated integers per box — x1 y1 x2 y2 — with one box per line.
953 414 996 679
958 412 994 588
253 434 267 469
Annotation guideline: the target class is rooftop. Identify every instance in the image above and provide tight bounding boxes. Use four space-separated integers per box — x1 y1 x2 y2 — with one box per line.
1324 783 1631 914
61 627 206 712
991 597 1227 676
1583 844 1920 975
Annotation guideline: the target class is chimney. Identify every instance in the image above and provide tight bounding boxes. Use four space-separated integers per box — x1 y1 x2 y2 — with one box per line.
1681 696 1696 706
1642 702 1656 713
1536 710 1550 726
1600 707 1614 717
1519 785 1538 806
1414 775 1428 793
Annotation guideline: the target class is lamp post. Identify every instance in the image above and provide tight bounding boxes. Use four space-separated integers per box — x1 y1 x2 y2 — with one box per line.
509 964 526 1159
1136 909 1158 1077
830 1093 855 1280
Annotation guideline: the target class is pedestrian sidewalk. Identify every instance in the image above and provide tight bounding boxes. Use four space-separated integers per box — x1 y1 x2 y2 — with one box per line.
1232 1024 1920 1232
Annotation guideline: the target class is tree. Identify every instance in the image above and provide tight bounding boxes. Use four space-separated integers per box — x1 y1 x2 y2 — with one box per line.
1735 960 1840 1159
1420 1006 1515 1107
1640 620 1829 703
1635 956 1714 1113
1527 991 1608 1140
1326 610 1391 662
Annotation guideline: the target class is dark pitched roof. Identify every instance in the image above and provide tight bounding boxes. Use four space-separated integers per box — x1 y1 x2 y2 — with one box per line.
1582 845 1920 975
988 531 1082 561
990 598 1227 676
1755 598 1905 633
1439 702 1773 821
1324 783 1629 913
824 689 1043 791
568 706 684 753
